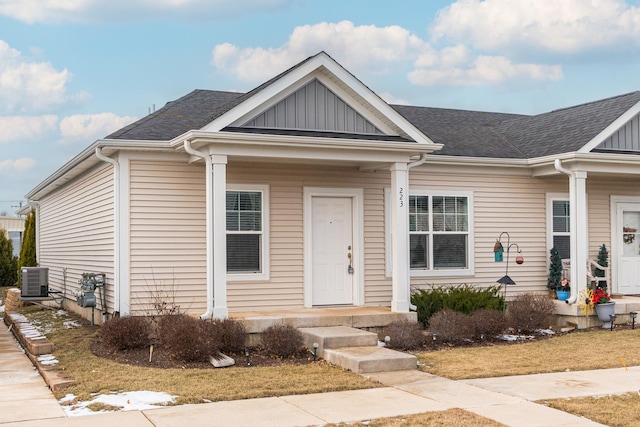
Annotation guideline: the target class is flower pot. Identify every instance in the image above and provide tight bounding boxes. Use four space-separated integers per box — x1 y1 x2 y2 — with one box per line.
595 302 616 329
556 290 569 301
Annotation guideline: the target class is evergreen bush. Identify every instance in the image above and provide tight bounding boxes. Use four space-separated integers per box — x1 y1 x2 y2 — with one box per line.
411 284 504 326
0 229 18 287
547 246 563 291
17 211 37 287
594 244 609 290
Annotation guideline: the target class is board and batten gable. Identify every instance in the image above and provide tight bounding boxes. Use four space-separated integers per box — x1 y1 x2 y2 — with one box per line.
598 112 640 152
37 164 115 314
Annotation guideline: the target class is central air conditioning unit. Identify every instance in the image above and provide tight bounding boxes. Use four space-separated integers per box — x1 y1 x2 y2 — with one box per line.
20 267 49 298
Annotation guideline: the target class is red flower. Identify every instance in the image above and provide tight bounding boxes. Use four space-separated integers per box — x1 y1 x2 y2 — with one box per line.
590 288 611 305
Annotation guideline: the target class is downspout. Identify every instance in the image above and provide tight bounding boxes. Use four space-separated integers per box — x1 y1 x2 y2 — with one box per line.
95 147 120 315
183 140 214 319
554 159 578 304
404 153 428 311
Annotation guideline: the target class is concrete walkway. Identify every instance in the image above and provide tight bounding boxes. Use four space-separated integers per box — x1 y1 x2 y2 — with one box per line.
2 320 631 427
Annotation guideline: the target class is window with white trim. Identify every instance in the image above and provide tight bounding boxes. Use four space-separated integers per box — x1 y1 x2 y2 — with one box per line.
385 189 474 277
226 186 269 279
551 198 570 259
410 194 469 270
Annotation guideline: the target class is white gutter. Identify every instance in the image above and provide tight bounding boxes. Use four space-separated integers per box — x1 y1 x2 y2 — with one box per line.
183 140 215 319
554 159 578 304
95 147 121 314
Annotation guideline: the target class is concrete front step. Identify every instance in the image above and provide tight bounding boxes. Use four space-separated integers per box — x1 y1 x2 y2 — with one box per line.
299 326 378 357
323 346 418 374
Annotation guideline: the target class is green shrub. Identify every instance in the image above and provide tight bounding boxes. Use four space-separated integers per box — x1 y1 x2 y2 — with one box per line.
17 211 37 287
260 324 304 357
411 284 504 326
101 316 151 350
383 320 425 350
211 318 248 353
470 309 506 340
158 314 219 362
0 229 17 287
428 309 475 342
506 293 555 333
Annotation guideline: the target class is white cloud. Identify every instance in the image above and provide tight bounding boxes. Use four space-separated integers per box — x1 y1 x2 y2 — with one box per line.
0 40 72 113
431 0 640 54
0 0 294 24
59 113 137 143
409 54 563 86
378 92 409 105
212 21 427 83
0 115 59 143
0 158 35 173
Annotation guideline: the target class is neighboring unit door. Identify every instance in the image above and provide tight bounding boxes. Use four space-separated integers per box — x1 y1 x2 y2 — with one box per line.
311 196 354 305
617 203 640 294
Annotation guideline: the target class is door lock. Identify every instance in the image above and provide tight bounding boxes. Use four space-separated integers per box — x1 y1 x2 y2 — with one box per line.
347 250 354 274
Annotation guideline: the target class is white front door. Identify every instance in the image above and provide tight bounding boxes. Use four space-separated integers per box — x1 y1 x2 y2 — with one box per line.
616 203 640 294
311 196 354 305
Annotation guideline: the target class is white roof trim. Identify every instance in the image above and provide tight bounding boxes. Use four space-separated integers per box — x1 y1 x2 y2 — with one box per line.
200 52 437 146
578 99 640 153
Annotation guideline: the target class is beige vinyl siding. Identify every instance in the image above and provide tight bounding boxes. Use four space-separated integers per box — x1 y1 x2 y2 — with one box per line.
38 165 114 311
226 163 389 310
586 175 640 259
405 172 565 297
126 157 640 314
129 160 207 314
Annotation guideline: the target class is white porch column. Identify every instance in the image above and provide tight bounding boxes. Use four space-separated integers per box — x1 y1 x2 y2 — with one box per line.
570 171 589 299
390 162 410 312
211 155 228 319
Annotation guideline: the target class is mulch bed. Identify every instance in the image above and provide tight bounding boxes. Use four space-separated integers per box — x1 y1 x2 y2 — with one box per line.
90 341 316 369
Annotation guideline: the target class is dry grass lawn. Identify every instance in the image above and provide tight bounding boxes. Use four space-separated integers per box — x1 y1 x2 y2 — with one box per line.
10 299 640 425
321 408 507 426
418 329 640 379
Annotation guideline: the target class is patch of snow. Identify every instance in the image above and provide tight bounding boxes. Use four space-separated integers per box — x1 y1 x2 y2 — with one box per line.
498 334 534 342
536 329 556 336
38 354 58 366
0 304 4 313
63 320 82 329
61 390 176 417
60 394 76 403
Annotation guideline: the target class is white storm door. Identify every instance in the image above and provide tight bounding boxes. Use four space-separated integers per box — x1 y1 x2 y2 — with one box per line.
311 196 354 306
617 203 640 294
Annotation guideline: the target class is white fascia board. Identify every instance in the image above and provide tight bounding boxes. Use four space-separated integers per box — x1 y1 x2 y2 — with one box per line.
25 139 172 200
530 152 640 177
177 129 441 155
578 100 640 153
200 52 438 147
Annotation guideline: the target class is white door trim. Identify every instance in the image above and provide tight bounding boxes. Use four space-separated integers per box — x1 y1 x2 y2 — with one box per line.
611 195 640 294
303 187 364 308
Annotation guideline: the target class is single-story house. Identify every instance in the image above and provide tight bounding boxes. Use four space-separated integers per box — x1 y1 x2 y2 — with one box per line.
24 52 640 322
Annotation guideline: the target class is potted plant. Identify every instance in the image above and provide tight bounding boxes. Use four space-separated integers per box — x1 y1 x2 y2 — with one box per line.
591 287 615 329
547 247 563 298
556 279 570 301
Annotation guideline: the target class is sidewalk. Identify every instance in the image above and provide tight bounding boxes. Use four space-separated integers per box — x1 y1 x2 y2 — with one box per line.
1 319 627 427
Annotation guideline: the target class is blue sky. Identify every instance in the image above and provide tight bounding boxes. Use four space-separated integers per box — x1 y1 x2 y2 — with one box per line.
2 0 640 215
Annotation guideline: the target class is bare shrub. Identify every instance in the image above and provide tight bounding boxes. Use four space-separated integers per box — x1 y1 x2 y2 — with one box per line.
383 320 426 350
211 318 248 353
158 314 219 362
260 324 304 357
506 293 555 333
101 316 151 350
428 310 475 342
470 309 506 340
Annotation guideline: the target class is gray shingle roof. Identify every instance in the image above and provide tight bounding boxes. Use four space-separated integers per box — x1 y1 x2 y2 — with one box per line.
106 76 640 159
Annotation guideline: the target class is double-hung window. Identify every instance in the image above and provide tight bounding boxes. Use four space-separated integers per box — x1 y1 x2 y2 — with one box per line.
386 189 473 277
410 194 470 270
226 185 269 280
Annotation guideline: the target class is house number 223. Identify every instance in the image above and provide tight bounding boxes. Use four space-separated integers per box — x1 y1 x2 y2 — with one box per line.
399 187 404 207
